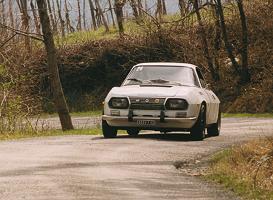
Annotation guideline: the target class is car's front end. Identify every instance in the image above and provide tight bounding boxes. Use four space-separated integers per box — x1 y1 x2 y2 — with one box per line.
101 63 217 139
102 85 202 132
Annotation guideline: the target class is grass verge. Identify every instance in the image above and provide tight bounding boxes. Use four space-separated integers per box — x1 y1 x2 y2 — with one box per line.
205 139 273 200
0 128 102 141
222 113 273 118
0 128 128 141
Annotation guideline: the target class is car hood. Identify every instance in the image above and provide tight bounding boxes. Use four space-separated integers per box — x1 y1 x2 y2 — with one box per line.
108 85 194 98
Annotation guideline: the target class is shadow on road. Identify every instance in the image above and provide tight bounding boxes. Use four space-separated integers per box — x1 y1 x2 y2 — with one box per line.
93 133 207 142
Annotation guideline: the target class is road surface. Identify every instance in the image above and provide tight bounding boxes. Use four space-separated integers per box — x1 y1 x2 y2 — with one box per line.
0 118 272 200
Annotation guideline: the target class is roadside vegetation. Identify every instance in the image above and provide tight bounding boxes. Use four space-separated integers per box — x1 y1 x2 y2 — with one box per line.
0 128 102 141
222 113 273 118
0 1 272 133
206 139 273 200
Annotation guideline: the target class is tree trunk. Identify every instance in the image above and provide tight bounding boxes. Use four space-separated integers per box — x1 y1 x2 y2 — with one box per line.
0 0 6 25
8 0 14 28
64 0 75 33
56 0 65 37
88 0 97 30
211 3 221 77
115 0 125 36
215 0 240 74
193 0 219 81
162 0 167 15
130 0 139 20
83 0 87 30
236 0 250 83
16 0 31 51
30 0 41 34
137 0 143 17
36 0 74 131
94 0 109 32
46 0 57 33
155 0 163 21
77 0 82 31
178 0 186 16
108 0 116 27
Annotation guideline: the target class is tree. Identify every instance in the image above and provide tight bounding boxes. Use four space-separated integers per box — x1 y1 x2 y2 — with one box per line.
130 0 139 20
36 0 74 131
236 0 250 83
16 0 31 51
215 0 250 83
155 0 163 21
192 0 220 81
56 0 65 37
30 0 41 34
46 0 57 33
88 0 98 30
64 0 75 33
108 0 116 27
94 0 109 32
162 0 167 15
115 0 126 36
76 0 82 31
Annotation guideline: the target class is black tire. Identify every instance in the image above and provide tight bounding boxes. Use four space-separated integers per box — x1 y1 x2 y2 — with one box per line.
190 104 206 141
207 108 221 137
102 120 117 138
127 129 139 136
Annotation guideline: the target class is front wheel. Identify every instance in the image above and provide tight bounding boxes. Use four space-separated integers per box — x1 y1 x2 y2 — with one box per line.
207 108 221 137
102 120 117 138
190 104 206 141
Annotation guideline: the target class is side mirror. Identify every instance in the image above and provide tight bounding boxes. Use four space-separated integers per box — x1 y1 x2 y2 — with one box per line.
205 83 211 89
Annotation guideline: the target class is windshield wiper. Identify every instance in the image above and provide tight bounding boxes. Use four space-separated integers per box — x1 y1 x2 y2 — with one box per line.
127 78 143 83
148 79 183 86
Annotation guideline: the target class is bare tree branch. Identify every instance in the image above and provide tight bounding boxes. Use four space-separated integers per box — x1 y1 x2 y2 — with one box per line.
0 23 43 41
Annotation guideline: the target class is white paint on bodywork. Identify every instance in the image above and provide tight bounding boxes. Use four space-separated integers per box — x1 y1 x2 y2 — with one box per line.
104 63 220 127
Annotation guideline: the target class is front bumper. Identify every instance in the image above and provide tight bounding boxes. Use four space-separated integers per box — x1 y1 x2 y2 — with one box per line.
102 115 197 129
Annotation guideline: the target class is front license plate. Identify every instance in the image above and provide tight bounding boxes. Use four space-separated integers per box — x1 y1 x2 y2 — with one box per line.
137 120 156 126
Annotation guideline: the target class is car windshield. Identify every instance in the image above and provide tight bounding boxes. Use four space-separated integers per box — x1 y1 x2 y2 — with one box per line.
123 66 199 87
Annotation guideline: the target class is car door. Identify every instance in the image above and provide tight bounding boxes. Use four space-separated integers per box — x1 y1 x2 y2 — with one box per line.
196 68 218 124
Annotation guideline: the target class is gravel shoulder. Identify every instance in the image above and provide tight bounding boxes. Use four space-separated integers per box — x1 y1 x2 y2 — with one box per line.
0 118 272 200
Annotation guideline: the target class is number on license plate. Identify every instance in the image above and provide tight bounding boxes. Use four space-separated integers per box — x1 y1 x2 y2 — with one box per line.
137 120 156 126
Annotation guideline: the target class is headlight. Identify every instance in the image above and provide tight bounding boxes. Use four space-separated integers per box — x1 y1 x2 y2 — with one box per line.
108 97 129 109
165 99 188 110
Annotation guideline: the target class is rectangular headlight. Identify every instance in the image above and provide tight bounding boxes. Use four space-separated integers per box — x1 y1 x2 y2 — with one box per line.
165 99 188 110
108 97 129 109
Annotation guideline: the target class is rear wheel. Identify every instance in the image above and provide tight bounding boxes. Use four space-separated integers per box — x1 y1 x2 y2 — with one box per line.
127 129 139 136
102 120 117 138
190 104 206 141
207 108 221 137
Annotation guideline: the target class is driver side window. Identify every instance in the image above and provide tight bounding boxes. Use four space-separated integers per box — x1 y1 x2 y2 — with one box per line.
196 68 206 88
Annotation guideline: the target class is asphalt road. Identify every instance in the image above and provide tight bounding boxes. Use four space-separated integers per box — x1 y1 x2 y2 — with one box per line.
0 118 272 200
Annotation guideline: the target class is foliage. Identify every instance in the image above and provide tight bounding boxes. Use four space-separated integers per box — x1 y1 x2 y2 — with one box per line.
1 0 273 114
206 138 273 200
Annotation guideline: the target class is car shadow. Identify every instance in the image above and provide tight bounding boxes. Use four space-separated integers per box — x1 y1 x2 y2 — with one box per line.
93 132 207 142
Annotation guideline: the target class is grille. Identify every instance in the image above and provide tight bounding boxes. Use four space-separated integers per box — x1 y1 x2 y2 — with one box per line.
129 98 165 110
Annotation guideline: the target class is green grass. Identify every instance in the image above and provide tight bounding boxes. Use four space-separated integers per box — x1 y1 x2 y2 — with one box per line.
0 128 127 141
54 20 143 46
222 113 273 118
0 128 101 141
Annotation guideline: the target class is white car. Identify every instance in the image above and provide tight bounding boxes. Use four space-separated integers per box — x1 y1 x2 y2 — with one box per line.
102 63 221 140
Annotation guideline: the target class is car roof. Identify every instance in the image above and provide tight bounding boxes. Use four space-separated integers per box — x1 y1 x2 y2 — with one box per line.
135 62 198 69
